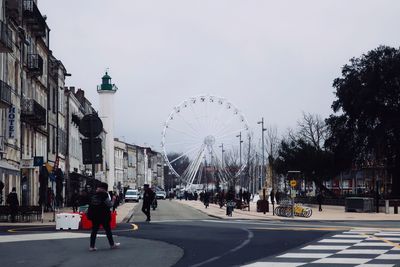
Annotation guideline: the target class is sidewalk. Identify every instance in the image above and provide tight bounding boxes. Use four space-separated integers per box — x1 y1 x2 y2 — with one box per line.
176 199 400 221
0 202 138 227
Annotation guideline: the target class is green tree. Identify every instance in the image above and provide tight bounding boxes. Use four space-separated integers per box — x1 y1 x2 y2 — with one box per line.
325 46 400 196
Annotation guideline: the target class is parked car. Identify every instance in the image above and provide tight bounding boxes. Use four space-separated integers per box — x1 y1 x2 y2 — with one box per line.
125 189 140 202
156 190 167 199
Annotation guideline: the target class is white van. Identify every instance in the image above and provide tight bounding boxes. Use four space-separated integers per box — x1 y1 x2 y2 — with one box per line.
125 189 140 202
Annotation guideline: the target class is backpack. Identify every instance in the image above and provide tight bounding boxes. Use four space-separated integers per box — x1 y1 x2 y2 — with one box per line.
87 193 106 220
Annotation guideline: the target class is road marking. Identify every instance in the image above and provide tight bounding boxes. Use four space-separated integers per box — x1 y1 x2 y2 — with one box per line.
301 245 350 250
376 254 400 260
191 228 253 267
356 264 395 267
250 227 343 231
0 232 94 243
375 233 400 236
318 238 363 243
278 253 331 259
7 226 51 233
332 234 365 238
353 242 393 247
313 257 370 264
337 249 388 254
242 263 305 267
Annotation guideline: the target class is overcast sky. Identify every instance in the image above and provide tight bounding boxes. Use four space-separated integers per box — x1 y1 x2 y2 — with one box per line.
40 0 400 151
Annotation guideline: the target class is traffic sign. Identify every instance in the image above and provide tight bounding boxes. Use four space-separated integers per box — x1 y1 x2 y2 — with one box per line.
290 180 297 187
79 114 103 138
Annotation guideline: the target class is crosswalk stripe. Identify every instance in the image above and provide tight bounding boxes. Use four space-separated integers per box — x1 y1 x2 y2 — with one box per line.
277 253 331 259
318 238 362 243
356 264 395 267
333 234 365 238
337 249 388 254
301 245 350 250
375 233 400 237
312 257 370 264
368 237 400 242
354 242 393 247
376 254 400 260
242 263 305 267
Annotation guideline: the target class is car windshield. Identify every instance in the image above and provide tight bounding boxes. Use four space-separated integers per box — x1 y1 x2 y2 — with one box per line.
126 191 137 195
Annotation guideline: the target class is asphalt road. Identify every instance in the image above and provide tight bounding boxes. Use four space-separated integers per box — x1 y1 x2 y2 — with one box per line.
1 200 398 267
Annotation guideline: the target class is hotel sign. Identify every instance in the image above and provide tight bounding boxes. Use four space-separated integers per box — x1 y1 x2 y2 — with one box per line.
8 106 16 139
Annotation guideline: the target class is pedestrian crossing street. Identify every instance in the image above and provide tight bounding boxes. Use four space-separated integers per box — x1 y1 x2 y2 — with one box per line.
243 228 400 267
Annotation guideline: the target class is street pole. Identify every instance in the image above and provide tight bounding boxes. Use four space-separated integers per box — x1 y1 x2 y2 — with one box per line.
236 132 243 188
257 118 266 191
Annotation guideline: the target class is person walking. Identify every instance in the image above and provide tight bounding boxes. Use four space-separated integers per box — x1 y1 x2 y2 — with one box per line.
226 188 235 216
87 182 120 251
71 190 79 213
317 191 324 212
142 184 155 222
6 187 19 222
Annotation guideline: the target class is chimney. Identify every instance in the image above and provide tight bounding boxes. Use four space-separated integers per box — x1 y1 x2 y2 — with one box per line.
69 86 75 94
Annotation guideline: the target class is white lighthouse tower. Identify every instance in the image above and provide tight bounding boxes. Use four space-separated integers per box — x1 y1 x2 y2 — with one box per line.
97 72 118 191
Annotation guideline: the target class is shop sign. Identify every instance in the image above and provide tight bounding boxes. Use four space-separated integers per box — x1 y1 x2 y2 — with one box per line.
21 159 34 169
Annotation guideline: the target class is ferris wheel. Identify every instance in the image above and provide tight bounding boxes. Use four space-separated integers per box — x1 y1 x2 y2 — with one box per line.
161 95 250 190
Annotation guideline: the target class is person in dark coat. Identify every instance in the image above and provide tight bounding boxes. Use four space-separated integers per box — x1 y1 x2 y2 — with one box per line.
142 184 155 222
87 182 120 251
6 187 19 222
71 190 79 213
317 191 324 212
226 188 235 216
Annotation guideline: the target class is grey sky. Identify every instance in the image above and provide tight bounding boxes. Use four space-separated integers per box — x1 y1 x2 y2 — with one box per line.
40 0 400 150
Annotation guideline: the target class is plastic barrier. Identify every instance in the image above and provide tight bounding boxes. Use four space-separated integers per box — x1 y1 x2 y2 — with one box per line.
56 213 81 230
80 211 117 230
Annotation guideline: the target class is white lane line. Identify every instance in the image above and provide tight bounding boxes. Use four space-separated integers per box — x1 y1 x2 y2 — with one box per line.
301 245 350 250
312 258 370 264
333 234 365 238
376 254 400 260
337 249 388 254
277 253 332 259
0 232 95 243
192 228 253 267
318 239 362 243
354 242 393 247
242 263 306 267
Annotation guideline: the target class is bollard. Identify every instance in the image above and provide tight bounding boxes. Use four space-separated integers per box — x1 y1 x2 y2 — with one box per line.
394 203 398 214
385 200 390 214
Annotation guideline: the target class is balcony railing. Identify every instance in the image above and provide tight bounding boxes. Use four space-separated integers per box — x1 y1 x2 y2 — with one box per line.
23 0 47 37
0 80 12 108
27 53 43 76
0 21 13 53
5 0 21 24
21 98 46 126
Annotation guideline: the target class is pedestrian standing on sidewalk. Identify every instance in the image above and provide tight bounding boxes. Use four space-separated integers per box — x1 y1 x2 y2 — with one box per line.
317 191 324 212
87 182 120 251
142 184 155 222
6 187 19 223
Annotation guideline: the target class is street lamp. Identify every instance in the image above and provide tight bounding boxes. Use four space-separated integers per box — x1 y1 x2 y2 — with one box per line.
219 143 225 168
257 118 266 190
236 132 243 188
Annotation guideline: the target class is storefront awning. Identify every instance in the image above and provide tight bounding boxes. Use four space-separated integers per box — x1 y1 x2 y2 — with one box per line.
0 160 19 173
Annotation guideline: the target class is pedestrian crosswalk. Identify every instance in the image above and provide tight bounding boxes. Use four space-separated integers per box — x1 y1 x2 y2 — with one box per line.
242 229 400 267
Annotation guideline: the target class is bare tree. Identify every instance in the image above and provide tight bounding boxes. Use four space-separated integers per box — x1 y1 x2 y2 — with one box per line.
297 112 327 149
